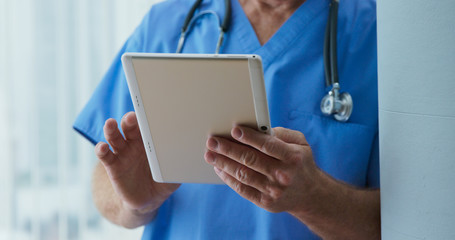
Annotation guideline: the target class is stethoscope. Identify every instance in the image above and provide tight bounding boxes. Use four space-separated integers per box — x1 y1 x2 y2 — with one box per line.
177 0 353 122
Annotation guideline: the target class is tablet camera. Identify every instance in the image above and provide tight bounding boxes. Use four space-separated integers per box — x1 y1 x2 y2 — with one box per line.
260 126 268 131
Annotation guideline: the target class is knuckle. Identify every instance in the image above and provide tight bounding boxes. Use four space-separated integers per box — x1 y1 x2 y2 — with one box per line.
260 195 274 209
235 166 249 182
95 143 104 155
260 193 283 213
240 150 257 167
260 137 276 154
266 185 284 200
96 143 111 158
109 139 121 148
274 169 292 186
111 143 126 153
233 181 244 194
95 151 106 160
106 135 125 150
267 207 281 213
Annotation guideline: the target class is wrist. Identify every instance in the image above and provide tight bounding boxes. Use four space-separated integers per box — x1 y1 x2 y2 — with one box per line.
288 168 337 223
118 200 159 229
125 201 159 216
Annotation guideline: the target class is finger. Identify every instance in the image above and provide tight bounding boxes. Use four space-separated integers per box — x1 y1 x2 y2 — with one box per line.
205 151 269 193
214 167 262 204
206 137 278 177
272 127 308 146
231 126 298 161
95 142 118 166
104 118 127 153
120 112 142 141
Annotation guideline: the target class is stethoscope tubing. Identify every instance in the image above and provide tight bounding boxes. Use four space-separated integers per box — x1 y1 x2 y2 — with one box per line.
177 0 352 121
324 0 339 87
177 0 231 54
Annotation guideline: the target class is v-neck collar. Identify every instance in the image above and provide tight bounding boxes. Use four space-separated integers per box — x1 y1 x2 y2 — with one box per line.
230 0 329 69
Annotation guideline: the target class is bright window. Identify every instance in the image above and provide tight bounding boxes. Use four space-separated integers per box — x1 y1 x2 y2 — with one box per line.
0 0 162 239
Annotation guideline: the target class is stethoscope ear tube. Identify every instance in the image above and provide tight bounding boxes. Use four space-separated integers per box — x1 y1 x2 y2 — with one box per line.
329 0 339 86
177 0 203 53
182 0 203 33
323 6 332 87
221 0 231 32
177 0 231 54
323 0 339 87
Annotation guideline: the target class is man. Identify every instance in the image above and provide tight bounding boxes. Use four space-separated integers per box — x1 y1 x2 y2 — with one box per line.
74 0 380 239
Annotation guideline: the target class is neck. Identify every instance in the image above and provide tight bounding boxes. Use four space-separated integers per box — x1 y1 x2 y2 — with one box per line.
239 0 306 10
238 0 306 45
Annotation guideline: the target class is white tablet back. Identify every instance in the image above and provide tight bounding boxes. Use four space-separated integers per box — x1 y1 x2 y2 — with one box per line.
122 54 270 184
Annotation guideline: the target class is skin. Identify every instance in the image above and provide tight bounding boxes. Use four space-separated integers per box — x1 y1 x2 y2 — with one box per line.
93 0 381 238
205 127 380 239
238 0 306 45
94 113 180 228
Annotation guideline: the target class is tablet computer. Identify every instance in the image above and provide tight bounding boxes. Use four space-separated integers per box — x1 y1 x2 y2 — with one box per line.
122 53 271 184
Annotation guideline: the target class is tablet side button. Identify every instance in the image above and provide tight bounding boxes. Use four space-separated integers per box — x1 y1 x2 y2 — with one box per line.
147 141 152 153
135 95 140 107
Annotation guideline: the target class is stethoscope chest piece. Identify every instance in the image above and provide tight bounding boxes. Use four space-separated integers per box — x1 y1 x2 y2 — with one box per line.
320 83 353 122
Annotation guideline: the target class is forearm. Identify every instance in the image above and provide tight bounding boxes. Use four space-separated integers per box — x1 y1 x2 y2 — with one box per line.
291 170 380 240
92 162 158 229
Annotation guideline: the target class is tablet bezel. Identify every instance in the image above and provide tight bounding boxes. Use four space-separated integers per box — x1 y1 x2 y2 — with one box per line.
121 53 271 183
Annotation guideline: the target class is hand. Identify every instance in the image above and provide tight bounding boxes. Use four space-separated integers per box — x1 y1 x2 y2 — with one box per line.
95 112 180 215
204 126 320 214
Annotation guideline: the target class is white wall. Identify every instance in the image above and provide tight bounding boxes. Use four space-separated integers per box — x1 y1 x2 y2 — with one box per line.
377 0 455 239
0 0 162 239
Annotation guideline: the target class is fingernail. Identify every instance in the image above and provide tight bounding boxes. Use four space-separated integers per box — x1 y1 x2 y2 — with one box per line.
205 151 215 163
214 167 221 174
232 127 243 139
207 138 219 150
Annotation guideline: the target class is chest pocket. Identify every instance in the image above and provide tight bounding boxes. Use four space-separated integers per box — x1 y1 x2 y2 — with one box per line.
287 111 376 187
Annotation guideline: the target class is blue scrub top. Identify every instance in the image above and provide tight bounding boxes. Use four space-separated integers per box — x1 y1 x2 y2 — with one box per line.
74 0 379 239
